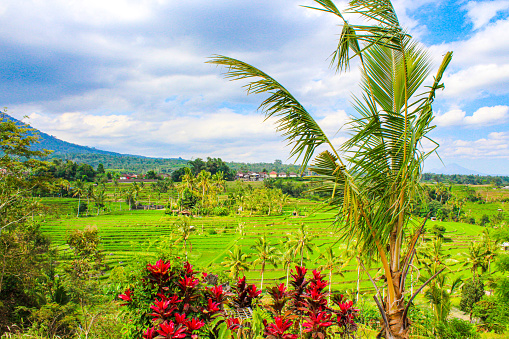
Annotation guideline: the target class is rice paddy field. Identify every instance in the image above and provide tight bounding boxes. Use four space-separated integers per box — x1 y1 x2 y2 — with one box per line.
37 184 499 301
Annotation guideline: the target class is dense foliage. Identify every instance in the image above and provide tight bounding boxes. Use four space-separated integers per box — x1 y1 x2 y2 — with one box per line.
119 258 359 339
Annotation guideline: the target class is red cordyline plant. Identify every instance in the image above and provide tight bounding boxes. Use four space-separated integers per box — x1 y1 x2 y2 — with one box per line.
263 266 358 339
232 276 261 309
118 258 261 339
119 259 357 339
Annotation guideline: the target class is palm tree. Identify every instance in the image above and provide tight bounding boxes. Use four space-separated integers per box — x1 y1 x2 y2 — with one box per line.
132 182 141 205
173 216 193 260
73 179 85 217
288 224 317 266
251 235 279 291
212 171 226 193
86 184 95 216
181 167 195 191
196 170 212 208
421 272 463 325
315 245 351 301
210 1 452 336
236 222 246 238
481 229 498 275
125 187 135 211
417 236 462 325
279 239 296 288
463 242 485 283
93 189 106 215
222 245 250 280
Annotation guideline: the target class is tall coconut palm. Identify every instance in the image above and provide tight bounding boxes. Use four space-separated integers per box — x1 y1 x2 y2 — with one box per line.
212 171 226 193
94 189 106 215
173 216 193 260
125 187 135 211
86 184 95 216
279 239 297 288
288 224 317 266
73 179 85 217
181 167 195 191
210 1 452 336
251 235 279 291
196 170 212 208
463 242 485 283
418 237 462 325
222 245 250 280
481 229 498 275
315 245 351 301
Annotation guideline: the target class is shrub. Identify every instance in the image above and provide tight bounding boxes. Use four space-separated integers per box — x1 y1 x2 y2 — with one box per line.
118 260 359 339
472 297 509 334
460 279 485 317
480 215 490 226
435 318 479 339
213 206 230 216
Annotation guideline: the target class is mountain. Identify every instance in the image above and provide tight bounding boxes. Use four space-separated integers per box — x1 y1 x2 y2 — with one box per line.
1 114 299 174
427 163 486 176
2 113 129 156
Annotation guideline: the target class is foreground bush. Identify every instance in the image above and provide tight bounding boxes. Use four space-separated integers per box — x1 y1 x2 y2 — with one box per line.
118 259 358 338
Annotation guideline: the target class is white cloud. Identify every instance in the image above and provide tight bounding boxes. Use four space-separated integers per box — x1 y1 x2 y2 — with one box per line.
442 64 509 99
434 105 509 127
3 0 509 168
464 0 509 30
23 109 293 161
438 132 509 159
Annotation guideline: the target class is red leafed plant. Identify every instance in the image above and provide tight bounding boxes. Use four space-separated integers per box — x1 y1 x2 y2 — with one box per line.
120 259 357 339
232 276 260 309
146 259 172 286
263 317 297 339
119 259 261 339
262 266 359 339
118 288 133 305
156 320 187 339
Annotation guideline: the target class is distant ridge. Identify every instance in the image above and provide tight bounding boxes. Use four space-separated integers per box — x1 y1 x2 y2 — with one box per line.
1 113 300 173
2 114 153 158
427 163 486 176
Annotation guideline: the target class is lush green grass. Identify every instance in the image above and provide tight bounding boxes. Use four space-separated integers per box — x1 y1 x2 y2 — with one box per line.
451 185 509 224
38 194 490 298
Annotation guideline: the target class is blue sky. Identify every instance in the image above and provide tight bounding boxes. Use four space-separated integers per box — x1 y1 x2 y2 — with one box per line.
1 0 509 174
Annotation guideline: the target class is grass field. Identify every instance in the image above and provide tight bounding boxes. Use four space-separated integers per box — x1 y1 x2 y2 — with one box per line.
38 191 491 300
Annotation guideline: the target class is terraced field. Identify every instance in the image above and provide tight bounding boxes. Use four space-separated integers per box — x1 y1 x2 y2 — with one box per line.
39 196 487 299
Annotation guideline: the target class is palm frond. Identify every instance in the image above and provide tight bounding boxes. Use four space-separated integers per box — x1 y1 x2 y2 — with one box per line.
348 0 399 30
207 55 339 171
302 0 344 18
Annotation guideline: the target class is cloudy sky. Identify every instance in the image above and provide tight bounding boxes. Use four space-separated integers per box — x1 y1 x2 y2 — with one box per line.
1 0 509 174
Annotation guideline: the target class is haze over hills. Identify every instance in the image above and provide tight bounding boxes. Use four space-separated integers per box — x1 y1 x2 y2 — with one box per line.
3 114 500 176
427 163 486 176
2 113 137 157
1 114 300 174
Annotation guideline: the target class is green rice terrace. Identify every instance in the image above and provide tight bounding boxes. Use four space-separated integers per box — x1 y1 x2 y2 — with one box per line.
3 0 509 337
37 182 505 304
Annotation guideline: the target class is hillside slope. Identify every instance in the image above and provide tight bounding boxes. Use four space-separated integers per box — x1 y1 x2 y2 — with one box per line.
2 113 125 156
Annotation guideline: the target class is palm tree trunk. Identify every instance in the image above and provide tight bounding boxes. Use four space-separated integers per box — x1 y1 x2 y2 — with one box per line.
356 264 361 303
261 262 265 292
286 264 290 288
77 196 81 217
382 270 410 339
328 269 332 303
